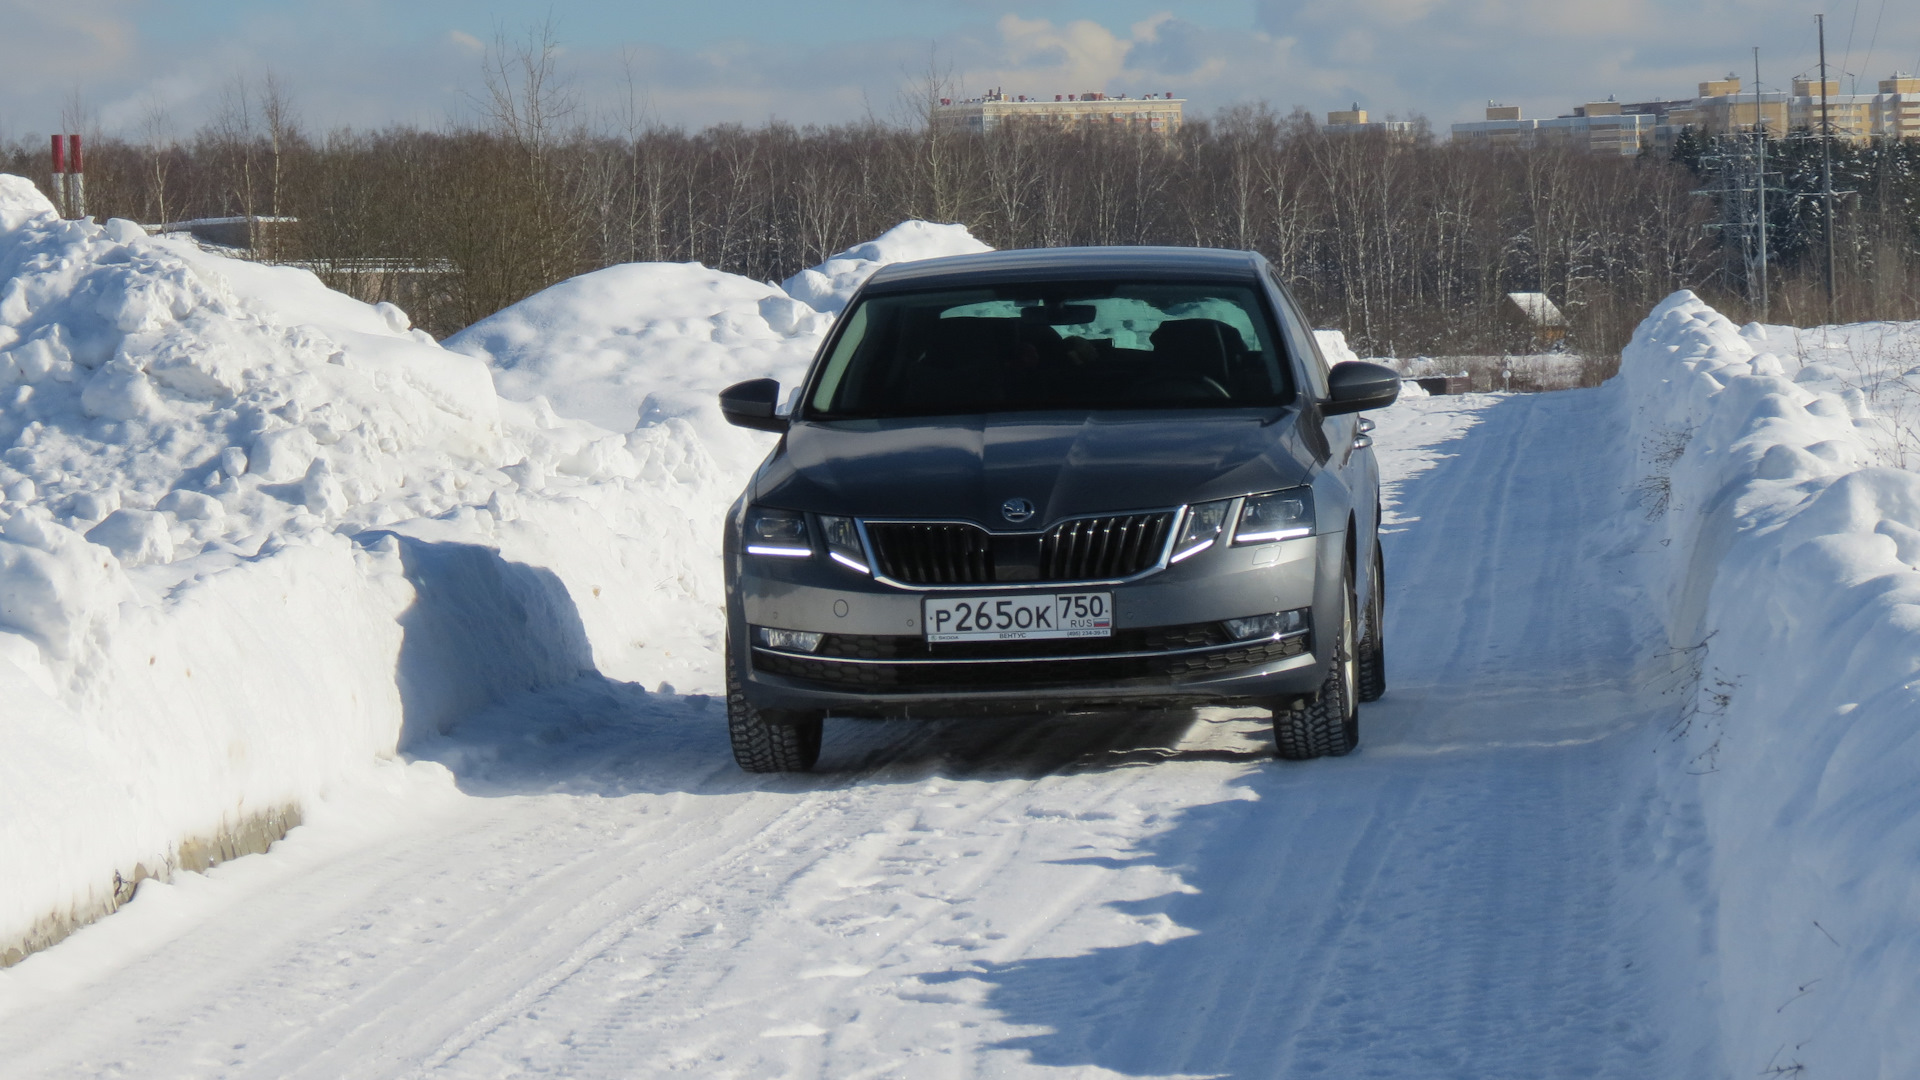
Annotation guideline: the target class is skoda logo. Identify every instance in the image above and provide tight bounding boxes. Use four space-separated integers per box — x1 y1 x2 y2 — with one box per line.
1000 497 1037 524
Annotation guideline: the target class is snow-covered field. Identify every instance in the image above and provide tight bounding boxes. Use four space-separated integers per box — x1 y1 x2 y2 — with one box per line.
3 164 1919 1076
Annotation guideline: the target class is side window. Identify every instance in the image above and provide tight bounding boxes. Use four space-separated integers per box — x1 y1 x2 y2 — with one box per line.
1270 275 1330 400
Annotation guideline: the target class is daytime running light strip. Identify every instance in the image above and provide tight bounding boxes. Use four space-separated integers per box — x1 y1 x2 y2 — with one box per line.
830 551 872 574
1235 526 1313 544
1170 539 1214 563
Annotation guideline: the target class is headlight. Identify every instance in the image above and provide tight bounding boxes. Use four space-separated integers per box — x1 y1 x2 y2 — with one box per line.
819 515 870 575
1171 499 1231 563
744 507 811 557
1234 488 1315 544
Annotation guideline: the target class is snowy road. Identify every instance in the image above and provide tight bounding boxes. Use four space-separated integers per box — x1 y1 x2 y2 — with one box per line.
0 388 1717 1078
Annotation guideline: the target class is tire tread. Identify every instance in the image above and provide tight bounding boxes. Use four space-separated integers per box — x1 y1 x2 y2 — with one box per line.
726 650 822 773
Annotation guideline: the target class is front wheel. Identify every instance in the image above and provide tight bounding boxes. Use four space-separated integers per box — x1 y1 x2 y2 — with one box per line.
1272 561 1359 760
726 646 823 773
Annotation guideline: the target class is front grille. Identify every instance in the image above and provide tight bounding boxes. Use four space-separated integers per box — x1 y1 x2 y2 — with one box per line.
1040 513 1174 581
865 522 991 584
865 511 1174 586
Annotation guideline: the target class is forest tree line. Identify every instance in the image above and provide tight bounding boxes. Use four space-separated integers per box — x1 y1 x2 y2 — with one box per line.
5 66 1917 378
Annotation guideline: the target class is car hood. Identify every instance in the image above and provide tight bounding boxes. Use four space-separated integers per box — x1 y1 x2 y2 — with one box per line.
752 410 1316 526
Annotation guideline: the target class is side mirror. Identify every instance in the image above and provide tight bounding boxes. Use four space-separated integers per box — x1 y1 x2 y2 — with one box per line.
1322 361 1401 416
718 378 789 433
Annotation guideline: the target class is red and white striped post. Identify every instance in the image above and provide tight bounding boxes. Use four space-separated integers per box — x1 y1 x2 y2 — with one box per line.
67 135 86 219
49 134 67 217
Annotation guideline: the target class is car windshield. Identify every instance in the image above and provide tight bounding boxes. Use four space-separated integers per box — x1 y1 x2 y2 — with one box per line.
804 281 1293 419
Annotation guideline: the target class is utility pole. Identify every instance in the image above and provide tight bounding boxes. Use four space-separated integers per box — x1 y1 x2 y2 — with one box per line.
1753 46 1769 321
1818 13 1836 321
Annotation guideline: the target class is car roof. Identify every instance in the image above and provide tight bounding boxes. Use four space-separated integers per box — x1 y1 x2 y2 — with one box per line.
859 246 1267 293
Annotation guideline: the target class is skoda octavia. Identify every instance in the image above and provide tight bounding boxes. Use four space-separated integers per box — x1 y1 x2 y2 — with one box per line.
718 247 1400 771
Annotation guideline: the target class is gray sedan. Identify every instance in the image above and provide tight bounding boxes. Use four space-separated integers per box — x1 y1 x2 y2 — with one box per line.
717 246 1399 771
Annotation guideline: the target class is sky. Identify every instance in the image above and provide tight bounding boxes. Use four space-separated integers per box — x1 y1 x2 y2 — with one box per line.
3 0 1918 141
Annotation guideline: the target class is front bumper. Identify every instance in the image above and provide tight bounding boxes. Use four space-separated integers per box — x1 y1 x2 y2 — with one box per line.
730 531 1342 717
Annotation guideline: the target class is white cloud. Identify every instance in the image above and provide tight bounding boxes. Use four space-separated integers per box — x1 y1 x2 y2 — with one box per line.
0 0 141 83
1 1 1914 139
1253 0 1920 125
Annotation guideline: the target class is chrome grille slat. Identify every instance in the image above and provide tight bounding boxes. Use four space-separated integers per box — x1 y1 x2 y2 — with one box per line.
866 512 1174 587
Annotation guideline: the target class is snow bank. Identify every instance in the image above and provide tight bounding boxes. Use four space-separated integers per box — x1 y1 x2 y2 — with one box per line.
445 219 990 474
0 175 733 961
1311 329 1362 367
444 264 829 473
0 183 997 964
1619 291 1920 1077
780 220 991 316
1314 328 1425 397
446 220 991 474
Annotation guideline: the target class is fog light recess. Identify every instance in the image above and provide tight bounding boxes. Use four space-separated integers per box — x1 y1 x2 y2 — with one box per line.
756 626 824 653
1222 608 1308 641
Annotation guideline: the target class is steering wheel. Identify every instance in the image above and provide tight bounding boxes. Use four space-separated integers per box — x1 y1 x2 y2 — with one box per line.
1137 373 1233 402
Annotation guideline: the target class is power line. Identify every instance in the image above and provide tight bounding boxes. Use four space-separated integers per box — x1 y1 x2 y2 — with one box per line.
1859 0 1887 88
1818 13 1836 322
1841 0 1861 94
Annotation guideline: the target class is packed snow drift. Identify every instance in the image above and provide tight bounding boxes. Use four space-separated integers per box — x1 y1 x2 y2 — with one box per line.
0 171 989 963
779 220 991 315
1619 293 1920 1078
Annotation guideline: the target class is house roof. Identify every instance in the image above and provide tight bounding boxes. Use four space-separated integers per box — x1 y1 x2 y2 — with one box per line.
1506 292 1567 326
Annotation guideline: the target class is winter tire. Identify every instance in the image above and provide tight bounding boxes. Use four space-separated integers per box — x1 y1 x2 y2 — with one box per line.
1272 560 1359 760
727 645 824 773
1357 538 1387 702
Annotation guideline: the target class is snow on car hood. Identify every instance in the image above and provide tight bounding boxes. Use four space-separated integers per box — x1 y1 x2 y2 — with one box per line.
754 410 1315 524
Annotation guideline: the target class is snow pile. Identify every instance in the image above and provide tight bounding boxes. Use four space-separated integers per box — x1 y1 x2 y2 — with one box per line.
0 178 999 964
444 264 829 472
1618 291 1920 1077
1314 328 1425 397
447 220 992 473
780 220 992 315
1311 328 1363 367
0 175 729 961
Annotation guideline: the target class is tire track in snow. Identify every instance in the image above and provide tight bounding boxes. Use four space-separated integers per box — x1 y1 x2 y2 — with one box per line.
0 388 1715 1078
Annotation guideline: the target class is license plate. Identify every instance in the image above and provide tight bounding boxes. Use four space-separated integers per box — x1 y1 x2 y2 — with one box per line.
924 592 1113 642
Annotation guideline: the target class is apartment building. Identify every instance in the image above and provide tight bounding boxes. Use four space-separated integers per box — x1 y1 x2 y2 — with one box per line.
1869 74 1920 140
1450 99 1655 155
931 89 1184 135
1323 106 1417 138
1455 71 1920 153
